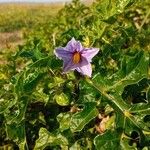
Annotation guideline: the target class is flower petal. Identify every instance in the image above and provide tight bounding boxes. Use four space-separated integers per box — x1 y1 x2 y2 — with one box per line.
75 41 83 52
65 37 83 52
63 59 76 72
76 63 92 77
63 56 89 72
55 47 73 60
79 56 89 67
65 37 76 52
81 48 99 62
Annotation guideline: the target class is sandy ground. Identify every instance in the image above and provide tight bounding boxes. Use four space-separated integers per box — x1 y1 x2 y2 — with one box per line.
0 31 23 50
0 30 24 65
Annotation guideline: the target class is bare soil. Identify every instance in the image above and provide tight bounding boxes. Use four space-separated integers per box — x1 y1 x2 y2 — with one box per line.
0 30 24 50
0 30 24 65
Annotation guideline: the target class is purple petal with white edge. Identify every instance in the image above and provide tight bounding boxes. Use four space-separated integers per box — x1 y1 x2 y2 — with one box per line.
75 41 83 52
55 47 73 60
76 63 92 77
65 37 76 52
65 37 83 52
81 48 99 62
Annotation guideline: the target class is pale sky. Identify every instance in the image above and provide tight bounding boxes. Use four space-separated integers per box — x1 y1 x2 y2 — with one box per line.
0 0 71 3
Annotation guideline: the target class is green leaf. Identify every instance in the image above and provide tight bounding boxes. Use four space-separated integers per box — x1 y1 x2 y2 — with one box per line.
117 0 135 13
18 41 46 61
130 103 150 114
78 80 101 103
147 87 150 102
71 102 98 132
54 93 70 106
4 96 28 124
57 113 71 132
107 51 149 93
4 97 29 150
69 141 81 150
0 98 15 114
70 138 93 150
62 28 80 39
48 56 62 69
19 50 33 58
125 113 150 132
6 121 28 150
34 128 68 150
91 51 149 111
14 71 24 96
120 138 137 150
86 51 149 135
29 56 50 68
94 130 122 150
95 0 116 20
23 71 45 93
94 0 135 23
34 43 45 60
115 111 126 129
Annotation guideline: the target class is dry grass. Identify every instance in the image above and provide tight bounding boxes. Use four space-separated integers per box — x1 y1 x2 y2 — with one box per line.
0 31 23 50
0 3 63 65
0 3 63 32
0 3 63 48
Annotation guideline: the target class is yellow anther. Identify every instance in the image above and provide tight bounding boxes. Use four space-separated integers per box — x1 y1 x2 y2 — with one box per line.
73 52 81 64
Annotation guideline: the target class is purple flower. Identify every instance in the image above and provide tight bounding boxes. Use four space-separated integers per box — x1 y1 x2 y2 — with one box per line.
54 38 99 77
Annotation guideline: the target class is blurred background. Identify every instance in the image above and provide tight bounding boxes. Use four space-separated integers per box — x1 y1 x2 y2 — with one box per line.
0 0 92 54
0 0 71 2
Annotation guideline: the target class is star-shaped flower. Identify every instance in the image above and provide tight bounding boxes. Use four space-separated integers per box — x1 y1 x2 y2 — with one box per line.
54 38 99 77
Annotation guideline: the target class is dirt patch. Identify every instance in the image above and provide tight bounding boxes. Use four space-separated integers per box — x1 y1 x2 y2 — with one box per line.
0 30 24 65
0 30 24 50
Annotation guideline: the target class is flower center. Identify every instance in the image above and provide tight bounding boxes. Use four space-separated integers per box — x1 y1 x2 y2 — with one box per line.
73 52 81 64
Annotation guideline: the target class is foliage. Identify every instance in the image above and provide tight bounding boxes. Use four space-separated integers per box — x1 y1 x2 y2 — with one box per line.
0 0 150 149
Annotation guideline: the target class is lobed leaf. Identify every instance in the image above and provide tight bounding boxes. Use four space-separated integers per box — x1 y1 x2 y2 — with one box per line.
71 102 98 132
34 128 68 150
94 130 122 150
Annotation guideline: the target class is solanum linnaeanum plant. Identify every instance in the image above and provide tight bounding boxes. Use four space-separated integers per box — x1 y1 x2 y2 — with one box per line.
54 38 99 77
1 0 150 150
